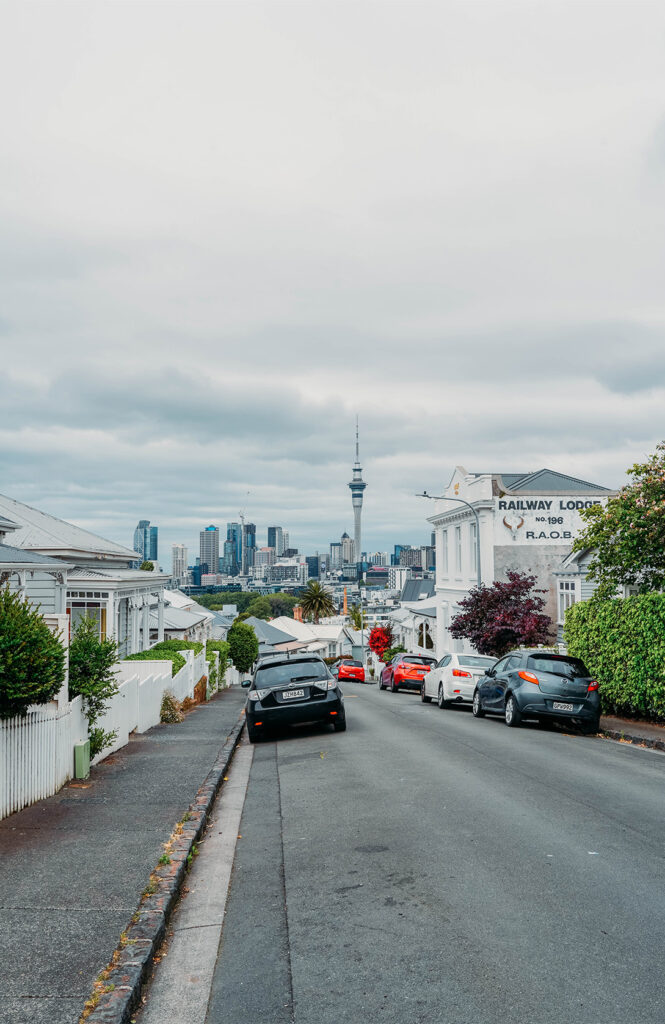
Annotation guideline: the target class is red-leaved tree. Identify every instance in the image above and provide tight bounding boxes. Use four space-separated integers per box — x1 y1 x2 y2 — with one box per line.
368 625 394 660
449 571 552 657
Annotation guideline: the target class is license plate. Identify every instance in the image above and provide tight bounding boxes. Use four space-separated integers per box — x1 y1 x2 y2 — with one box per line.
553 701 573 712
282 689 305 700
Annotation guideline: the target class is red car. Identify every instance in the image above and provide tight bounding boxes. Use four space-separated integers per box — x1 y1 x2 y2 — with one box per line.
379 653 437 693
336 659 366 682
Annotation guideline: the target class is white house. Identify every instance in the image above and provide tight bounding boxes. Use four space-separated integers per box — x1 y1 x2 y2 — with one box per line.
426 467 614 657
0 493 170 657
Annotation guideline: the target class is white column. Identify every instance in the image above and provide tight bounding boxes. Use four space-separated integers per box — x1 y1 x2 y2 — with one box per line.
157 594 165 643
142 597 150 651
130 598 140 654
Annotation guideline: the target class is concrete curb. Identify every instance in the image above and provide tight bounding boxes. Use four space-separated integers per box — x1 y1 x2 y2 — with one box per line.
600 726 665 754
81 712 245 1024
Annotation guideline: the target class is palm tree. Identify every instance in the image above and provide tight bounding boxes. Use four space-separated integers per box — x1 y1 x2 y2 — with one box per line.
299 581 336 624
348 603 366 630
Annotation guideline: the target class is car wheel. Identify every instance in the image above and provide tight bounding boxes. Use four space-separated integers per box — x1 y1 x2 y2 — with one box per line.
246 722 262 743
333 712 347 732
505 694 522 727
421 681 432 703
391 679 398 693
437 683 448 709
472 690 485 718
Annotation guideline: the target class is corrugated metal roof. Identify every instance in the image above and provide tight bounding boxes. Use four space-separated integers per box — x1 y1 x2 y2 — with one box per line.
0 493 139 560
498 469 613 493
243 616 298 646
0 543 71 568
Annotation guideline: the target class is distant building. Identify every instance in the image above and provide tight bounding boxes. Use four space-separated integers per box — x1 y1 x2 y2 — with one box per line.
266 559 307 586
367 551 388 566
305 555 320 579
200 526 219 575
255 547 276 567
172 544 187 584
392 544 410 566
388 566 412 590
341 532 354 564
149 525 158 562
242 522 256 573
283 547 298 558
282 531 290 552
329 542 343 569
267 526 285 556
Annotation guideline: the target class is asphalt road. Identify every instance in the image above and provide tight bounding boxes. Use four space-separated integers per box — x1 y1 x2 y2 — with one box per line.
206 682 665 1024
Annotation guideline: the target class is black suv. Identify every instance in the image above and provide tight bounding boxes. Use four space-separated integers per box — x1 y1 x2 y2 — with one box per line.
471 650 600 733
241 653 346 743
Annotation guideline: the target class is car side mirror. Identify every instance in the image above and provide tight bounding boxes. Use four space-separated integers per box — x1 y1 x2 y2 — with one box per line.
241 679 251 688
485 669 494 678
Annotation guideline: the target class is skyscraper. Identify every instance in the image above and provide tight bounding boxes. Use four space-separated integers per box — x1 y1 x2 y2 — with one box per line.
242 522 256 573
200 526 219 576
227 523 242 568
133 520 150 562
149 525 158 562
267 526 284 556
348 418 367 563
172 544 187 583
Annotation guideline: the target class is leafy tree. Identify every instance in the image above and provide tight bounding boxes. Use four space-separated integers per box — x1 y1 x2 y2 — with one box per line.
246 596 272 620
368 625 394 660
268 593 299 617
299 581 336 623
227 621 259 674
382 644 407 663
0 587 66 718
69 616 119 757
574 442 665 594
139 560 155 571
449 571 552 657
348 603 367 630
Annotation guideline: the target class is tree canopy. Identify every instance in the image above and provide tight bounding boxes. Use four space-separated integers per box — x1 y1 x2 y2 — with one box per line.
299 581 336 623
245 596 272 620
449 571 552 657
227 621 259 674
574 442 665 594
194 591 299 617
0 588 66 718
139 560 155 571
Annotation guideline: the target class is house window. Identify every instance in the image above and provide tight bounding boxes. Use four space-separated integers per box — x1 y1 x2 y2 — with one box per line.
469 522 477 574
67 599 107 640
441 530 448 575
558 580 578 621
455 526 462 574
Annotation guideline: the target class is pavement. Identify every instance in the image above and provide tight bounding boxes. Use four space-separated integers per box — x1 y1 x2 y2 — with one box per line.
600 712 665 751
200 682 665 1024
0 685 246 1024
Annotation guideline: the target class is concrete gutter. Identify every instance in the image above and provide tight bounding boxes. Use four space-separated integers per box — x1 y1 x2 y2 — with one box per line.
82 713 245 1024
600 714 665 754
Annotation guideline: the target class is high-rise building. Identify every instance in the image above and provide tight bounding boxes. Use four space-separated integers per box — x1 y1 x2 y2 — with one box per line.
282 531 290 553
172 544 187 583
341 532 354 563
305 555 320 580
255 547 276 567
149 526 158 562
329 542 342 569
348 418 367 565
133 520 150 563
267 526 285 556
200 526 219 575
227 523 242 567
242 522 256 573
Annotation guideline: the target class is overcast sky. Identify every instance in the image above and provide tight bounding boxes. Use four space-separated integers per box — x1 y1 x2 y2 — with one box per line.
1 0 664 566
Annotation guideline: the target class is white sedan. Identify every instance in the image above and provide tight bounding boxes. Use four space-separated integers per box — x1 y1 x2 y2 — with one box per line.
422 653 497 709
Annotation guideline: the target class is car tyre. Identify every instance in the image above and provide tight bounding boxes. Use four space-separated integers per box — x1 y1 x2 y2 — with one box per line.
437 683 448 710
472 690 485 718
391 679 399 693
505 694 522 727
421 681 432 703
246 721 262 744
333 711 347 732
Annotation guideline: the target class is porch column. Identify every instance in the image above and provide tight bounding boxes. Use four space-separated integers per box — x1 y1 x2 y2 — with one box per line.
157 594 165 643
130 598 140 654
141 597 150 651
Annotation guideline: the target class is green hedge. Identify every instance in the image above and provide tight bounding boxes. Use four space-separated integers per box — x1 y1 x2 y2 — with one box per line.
150 638 204 655
124 649 186 677
564 593 665 720
206 640 230 689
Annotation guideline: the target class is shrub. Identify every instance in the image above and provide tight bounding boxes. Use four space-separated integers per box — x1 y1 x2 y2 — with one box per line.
206 640 230 689
69 616 119 758
160 691 184 723
227 622 259 674
151 638 204 655
125 649 186 676
564 593 665 720
0 587 66 719
449 571 552 656
382 645 407 664
368 625 394 660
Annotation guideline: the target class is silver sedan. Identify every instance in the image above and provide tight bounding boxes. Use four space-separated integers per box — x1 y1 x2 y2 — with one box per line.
422 653 497 708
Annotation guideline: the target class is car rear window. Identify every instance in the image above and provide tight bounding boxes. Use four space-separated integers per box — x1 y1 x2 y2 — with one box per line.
254 660 329 686
526 655 590 678
402 656 437 665
345 660 362 667
458 656 496 669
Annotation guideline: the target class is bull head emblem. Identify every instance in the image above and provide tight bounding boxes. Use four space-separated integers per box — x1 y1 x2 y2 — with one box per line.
503 515 524 541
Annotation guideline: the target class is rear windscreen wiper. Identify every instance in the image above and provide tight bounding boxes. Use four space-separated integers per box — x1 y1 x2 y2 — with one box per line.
290 675 325 683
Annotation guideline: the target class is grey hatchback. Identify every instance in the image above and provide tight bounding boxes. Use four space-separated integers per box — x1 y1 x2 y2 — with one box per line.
471 650 600 733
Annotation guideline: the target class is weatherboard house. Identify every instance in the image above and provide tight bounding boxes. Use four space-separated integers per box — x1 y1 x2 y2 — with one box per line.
0 493 169 658
425 467 615 657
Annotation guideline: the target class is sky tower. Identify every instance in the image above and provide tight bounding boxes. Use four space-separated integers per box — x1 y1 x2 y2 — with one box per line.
348 417 367 564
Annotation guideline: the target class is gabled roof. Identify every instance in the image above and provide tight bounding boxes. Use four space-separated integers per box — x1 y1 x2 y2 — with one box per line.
243 616 298 646
0 515 19 534
0 493 139 561
0 543 72 570
401 579 435 602
496 469 613 494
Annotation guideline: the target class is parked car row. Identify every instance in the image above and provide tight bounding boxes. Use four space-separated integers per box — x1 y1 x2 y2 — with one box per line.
378 649 601 733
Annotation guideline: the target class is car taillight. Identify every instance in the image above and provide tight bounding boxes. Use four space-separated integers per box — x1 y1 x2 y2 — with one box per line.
587 681 599 692
452 669 471 678
518 671 539 684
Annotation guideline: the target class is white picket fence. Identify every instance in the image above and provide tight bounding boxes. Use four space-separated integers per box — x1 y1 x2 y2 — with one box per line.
0 647 211 818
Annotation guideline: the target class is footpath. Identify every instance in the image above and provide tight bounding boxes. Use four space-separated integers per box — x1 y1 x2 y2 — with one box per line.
0 686 246 1024
600 712 665 753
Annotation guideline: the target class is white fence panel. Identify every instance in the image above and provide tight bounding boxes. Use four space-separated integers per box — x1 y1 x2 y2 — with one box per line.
0 702 74 819
170 658 194 704
91 677 138 766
